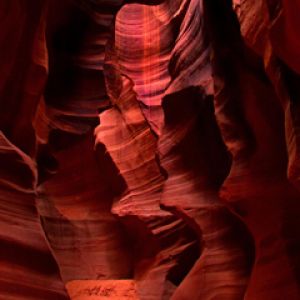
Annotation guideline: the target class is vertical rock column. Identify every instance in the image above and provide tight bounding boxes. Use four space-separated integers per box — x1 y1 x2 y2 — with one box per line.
36 1 137 298
158 0 253 299
205 1 300 299
0 1 68 299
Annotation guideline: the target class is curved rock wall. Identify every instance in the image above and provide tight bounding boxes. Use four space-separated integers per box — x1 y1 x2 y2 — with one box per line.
1 0 300 299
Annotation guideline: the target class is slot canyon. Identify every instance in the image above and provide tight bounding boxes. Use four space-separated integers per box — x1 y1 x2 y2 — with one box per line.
1 0 300 299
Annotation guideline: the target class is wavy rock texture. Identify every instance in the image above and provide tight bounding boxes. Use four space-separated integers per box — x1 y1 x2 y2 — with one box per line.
95 38 199 299
1 0 300 299
0 132 68 300
206 1 300 299
37 0 132 291
0 1 68 299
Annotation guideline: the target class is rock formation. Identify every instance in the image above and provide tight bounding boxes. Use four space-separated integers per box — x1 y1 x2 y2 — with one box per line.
1 0 300 299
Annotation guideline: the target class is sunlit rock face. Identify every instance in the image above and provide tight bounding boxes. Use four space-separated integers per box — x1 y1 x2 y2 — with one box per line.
1 0 300 299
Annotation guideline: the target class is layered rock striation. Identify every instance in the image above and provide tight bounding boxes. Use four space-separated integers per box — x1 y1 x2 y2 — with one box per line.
1 0 300 299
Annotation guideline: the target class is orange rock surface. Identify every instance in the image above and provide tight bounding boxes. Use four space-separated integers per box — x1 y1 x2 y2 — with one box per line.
1 1 300 299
